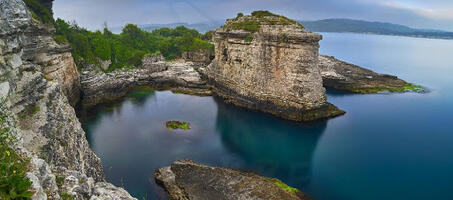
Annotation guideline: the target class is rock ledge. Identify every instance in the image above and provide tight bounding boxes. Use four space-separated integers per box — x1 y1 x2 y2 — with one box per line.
155 160 312 200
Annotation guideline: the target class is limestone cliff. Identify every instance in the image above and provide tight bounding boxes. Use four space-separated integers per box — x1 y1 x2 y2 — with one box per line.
0 0 135 199
203 11 344 122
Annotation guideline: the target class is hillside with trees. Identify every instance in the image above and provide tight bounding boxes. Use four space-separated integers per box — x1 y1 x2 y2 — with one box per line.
54 19 214 72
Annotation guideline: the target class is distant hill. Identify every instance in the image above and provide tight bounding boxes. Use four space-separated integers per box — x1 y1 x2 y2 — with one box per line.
112 18 453 40
138 21 223 33
300 19 453 39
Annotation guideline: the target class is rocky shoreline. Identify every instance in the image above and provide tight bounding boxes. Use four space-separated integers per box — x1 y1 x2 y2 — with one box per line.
80 60 211 106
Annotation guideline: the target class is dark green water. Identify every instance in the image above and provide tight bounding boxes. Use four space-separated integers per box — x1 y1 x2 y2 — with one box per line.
79 33 453 200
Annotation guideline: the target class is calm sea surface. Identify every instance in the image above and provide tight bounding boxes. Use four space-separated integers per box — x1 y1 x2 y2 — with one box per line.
79 33 453 200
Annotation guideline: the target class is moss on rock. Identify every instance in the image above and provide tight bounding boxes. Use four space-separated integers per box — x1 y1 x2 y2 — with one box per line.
166 121 190 130
350 83 424 94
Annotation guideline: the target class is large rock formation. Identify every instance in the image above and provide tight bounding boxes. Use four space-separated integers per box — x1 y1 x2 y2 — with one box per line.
0 0 135 199
155 160 312 200
202 11 344 122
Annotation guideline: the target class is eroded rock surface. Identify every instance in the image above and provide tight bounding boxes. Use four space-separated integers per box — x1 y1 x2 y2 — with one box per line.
202 12 344 121
319 55 422 93
155 160 311 200
0 0 136 199
81 61 211 106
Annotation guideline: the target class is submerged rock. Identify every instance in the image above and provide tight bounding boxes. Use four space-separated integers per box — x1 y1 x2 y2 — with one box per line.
202 11 344 122
155 160 311 200
319 55 424 93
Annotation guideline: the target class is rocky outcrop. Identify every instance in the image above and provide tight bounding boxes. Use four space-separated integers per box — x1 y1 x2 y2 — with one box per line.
0 0 135 199
319 55 424 93
140 54 167 73
202 12 344 122
155 160 311 200
81 61 211 106
182 49 214 64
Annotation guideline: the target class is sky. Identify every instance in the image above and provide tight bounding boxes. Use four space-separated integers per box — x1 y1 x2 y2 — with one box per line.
53 0 453 31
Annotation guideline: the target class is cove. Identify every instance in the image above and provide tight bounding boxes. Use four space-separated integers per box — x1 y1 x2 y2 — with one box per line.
78 33 453 200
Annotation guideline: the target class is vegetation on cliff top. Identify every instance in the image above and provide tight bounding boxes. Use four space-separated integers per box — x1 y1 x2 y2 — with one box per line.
24 0 53 24
222 11 304 32
26 0 213 72
54 20 214 72
0 104 33 200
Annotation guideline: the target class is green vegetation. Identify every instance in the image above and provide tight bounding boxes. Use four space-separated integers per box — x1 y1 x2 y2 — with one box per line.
23 0 54 24
166 121 191 130
54 19 214 72
0 108 33 199
223 11 303 33
245 34 254 42
350 83 424 94
266 178 300 195
60 193 73 200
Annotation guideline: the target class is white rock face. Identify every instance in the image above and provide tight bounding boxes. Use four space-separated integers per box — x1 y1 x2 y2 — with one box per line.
0 81 9 98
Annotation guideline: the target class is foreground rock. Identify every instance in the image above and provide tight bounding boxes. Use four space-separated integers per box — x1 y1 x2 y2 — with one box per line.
1 0 136 199
155 160 311 200
81 61 211 106
319 55 424 93
202 11 344 122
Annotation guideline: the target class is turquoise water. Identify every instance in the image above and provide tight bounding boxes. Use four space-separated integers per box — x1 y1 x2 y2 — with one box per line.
79 33 453 200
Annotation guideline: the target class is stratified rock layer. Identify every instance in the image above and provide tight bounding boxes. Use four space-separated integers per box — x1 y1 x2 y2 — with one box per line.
155 160 311 200
80 61 211 106
203 13 344 122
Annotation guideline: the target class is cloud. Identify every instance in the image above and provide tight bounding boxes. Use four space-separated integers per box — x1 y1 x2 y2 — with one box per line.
381 1 453 20
53 0 453 31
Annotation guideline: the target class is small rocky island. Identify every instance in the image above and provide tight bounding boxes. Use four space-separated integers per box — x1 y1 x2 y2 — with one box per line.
166 121 191 130
202 11 345 122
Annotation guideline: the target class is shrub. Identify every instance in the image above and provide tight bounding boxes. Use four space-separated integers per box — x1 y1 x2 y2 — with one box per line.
0 108 33 199
23 0 53 24
245 35 253 42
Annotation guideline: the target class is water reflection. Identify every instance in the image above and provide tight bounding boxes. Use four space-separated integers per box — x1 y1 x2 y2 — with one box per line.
215 99 327 188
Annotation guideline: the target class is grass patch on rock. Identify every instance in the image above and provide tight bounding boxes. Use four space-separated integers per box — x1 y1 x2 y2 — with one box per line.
265 177 300 196
351 83 424 94
223 10 303 33
166 121 190 131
